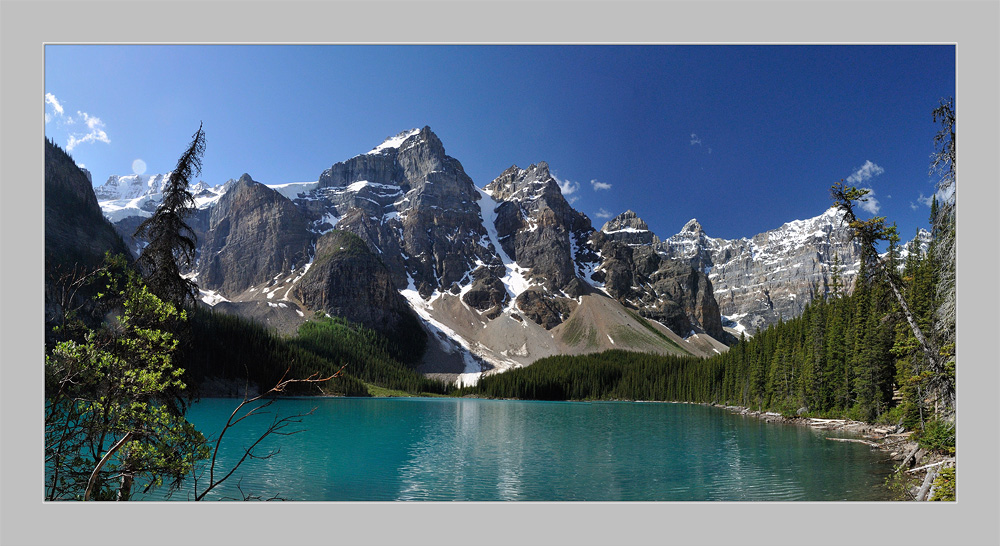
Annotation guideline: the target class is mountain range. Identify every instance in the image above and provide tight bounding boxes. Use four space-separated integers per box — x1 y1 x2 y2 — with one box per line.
86 126 921 385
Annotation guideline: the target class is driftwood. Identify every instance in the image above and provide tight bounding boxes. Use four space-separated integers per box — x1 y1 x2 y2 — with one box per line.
897 445 920 470
915 467 939 501
907 459 956 474
827 437 879 447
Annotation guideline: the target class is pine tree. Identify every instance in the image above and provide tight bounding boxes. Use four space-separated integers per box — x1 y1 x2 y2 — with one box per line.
929 98 956 416
134 123 205 308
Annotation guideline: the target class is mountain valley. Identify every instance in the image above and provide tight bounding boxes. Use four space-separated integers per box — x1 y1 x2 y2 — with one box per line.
86 127 902 385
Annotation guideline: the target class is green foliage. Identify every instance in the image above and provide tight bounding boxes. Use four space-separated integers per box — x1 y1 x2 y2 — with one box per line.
45 255 209 500
176 310 446 397
913 418 956 455
883 469 918 501
627 310 685 351
460 349 724 402
929 466 956 501
178 308 370 397
291 315 451 395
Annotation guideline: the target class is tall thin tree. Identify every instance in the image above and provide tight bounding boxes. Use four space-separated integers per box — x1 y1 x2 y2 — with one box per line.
135 123 205 307
929 98 955 409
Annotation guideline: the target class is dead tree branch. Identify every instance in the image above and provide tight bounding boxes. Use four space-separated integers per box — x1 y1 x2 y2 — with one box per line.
192 366 342 501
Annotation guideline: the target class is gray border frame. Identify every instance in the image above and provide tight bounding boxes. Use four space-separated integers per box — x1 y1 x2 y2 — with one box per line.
4 2 998 545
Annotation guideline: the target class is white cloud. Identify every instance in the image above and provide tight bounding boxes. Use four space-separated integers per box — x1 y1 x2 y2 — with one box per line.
916 185 955 208
590 179 612 191
846 160 884 185
66 110 110 151
553 173 580 196
910 202 919 211
80 111 103 130
691 133 712 154
857 187 881 214
566 195 580 205
595 208 613 219
45 113 52 124
45 93 64 116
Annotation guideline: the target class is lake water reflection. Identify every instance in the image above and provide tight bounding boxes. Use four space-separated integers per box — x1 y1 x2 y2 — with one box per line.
179 397 896 501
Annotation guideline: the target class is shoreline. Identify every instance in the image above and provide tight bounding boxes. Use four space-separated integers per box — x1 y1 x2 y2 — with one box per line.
709 403 956 501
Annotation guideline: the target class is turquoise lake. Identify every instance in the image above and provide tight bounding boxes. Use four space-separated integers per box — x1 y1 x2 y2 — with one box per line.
176 397 897 501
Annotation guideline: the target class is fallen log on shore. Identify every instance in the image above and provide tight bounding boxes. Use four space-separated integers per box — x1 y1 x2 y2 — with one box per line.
906 459 956 474
915 467 940 501
897 444 921 470
827 437 880 447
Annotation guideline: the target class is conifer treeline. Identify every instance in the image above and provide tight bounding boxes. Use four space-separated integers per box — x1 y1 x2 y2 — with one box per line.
464 230 945 427
291 316 452 395
178 309 453 397
179 308 370 396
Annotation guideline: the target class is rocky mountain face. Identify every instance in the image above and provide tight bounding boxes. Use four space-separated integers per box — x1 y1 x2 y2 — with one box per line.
306 127 498 301
658 207 865 332
196 174 314 296
88 127 785 383
292 230 427 357
44 139 132 328
94 173 174 201
591 211 730 342
93 173 224 256
482 162 597 327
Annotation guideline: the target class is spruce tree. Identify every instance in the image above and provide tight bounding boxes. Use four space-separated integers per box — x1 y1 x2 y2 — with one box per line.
134 123 205 308
828 253 842 299
831 180 951 410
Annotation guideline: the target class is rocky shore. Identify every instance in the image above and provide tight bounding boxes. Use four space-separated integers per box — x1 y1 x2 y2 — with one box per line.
715 404 956 501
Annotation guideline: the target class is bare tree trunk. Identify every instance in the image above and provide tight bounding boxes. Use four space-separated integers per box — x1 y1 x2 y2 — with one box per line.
84 431 134 501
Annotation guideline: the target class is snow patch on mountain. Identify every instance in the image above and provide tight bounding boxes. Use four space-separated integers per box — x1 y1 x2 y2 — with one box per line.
367 128 420 155
96 172 229 221
268 181 320 200
475 187 533 306
401 274 483 379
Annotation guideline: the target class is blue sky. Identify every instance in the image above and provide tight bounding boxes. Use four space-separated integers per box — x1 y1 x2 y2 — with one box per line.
44 45 954 242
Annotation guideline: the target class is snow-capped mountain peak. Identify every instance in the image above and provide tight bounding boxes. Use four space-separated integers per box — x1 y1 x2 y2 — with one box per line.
366 128 420 155
93 173 173 202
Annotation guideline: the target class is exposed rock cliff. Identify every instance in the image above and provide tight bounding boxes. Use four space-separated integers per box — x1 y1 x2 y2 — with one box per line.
305 127 500 299
600 210 659 247
293 230 426 351
590 213 729 342
659 207 864 332
196 174 314 296
481 162 597 329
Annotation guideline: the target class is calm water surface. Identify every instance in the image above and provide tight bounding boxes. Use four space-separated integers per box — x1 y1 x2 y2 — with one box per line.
179 397 896 501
